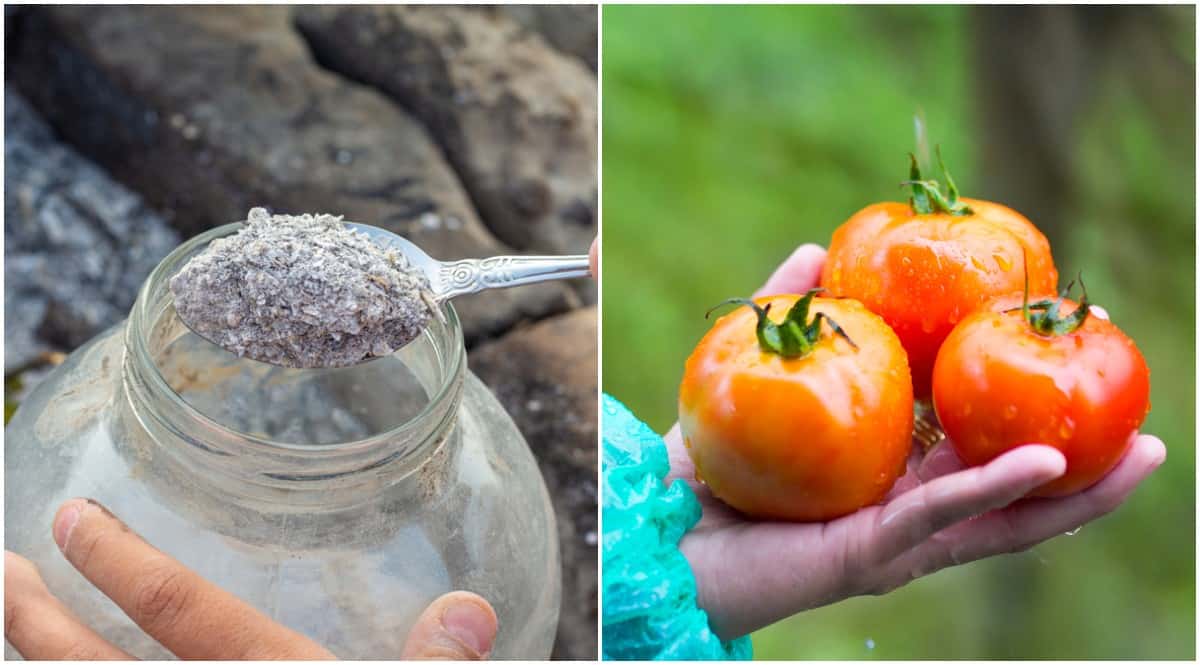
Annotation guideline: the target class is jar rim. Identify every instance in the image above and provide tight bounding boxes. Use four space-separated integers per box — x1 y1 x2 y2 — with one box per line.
126 221 465 459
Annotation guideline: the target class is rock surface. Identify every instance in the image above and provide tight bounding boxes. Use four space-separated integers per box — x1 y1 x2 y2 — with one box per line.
8 5 573 345
295 6 597 257
4 88 179 371
5 6 19 46
495 5 598 72
470 307 598 661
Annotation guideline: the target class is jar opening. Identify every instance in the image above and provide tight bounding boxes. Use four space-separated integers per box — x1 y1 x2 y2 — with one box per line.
126 223 465 455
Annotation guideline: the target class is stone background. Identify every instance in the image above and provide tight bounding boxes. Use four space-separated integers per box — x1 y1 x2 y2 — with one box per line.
4 5 596 659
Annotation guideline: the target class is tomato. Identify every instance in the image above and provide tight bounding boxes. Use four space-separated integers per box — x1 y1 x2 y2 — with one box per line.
678 290 914 521
932 287 1151 497
821 154 1058 397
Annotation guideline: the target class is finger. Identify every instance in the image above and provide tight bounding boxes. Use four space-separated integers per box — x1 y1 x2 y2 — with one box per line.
52 498 334 660
887 438 968 499
868 445 1067 563
908 434 1164 568
400 591 497 660
588 237 599 279
915 439 968 481
663 423 700 486
754 244 827 297
5 551 131 660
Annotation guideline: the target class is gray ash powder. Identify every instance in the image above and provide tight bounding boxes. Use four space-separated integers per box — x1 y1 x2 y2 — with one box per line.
169 208 438 368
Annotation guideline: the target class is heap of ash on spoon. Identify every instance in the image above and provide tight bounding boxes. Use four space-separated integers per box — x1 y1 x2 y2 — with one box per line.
169 208 439 368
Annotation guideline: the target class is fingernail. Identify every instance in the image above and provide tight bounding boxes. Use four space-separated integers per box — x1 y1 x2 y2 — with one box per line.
440 600 494 656
53 502 82 550
1150 447 1167 468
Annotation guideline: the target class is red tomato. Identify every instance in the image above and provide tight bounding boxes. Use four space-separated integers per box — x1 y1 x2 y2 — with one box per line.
821 154 1058 397
679 291 914 521
932 289 1151 497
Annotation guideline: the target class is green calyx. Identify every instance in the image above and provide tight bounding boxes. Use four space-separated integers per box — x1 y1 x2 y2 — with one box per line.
706 288 858 359
1007 257 1091 336
902 146 973 217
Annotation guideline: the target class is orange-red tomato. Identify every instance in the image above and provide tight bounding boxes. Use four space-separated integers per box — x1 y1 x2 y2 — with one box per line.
821 197 1058 397
932 295 1151 497
679 294 914 521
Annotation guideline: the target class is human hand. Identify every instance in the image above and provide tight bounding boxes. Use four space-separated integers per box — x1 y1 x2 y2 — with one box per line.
589 237 599 278
667 244 1166 640
5 498 498 660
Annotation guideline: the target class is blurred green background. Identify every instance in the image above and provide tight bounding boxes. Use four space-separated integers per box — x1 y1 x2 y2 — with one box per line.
602 5 1194 659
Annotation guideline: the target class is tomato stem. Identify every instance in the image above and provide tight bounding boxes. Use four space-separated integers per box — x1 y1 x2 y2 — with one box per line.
1007 256 1091 336
902 147 973 217
706 289 858 358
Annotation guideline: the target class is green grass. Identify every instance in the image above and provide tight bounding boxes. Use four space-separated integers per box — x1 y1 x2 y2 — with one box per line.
602 5 1194 659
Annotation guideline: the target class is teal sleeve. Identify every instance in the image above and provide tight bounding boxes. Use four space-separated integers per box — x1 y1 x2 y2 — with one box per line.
601 394 753 661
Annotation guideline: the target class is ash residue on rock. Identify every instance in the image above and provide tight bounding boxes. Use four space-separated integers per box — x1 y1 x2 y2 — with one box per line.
4 87 178 371
170 208 436 369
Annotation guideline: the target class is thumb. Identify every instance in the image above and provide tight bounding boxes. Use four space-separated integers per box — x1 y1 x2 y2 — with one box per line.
588 237 599 279
401 591 498 660
754 243 827 297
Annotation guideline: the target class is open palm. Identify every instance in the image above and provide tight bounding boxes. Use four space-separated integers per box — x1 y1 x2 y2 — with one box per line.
666 244 1165 640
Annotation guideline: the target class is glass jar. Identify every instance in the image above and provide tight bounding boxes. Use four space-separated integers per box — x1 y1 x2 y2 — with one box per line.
4 224 561 659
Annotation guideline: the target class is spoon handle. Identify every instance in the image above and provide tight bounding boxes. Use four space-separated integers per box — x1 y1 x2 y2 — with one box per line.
435 255 590 299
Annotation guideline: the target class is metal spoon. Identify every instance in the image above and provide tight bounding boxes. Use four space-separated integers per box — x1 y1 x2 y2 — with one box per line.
348 222 590 302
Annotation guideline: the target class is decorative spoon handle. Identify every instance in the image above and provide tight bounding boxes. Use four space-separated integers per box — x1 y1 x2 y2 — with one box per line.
434 255 590 299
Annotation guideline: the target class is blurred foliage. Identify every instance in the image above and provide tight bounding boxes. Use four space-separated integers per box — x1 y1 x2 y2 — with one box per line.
602 5 1194 659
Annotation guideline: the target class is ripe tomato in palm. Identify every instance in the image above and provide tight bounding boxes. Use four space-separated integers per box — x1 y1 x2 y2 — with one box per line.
932 286 1151 497
821 153 1058 397
678 290 914 521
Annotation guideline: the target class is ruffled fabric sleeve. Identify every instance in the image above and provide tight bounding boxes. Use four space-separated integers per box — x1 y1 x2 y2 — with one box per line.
601 394 753 661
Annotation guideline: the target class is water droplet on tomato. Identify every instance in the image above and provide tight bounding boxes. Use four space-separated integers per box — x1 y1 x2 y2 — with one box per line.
1064 526 1082 536
1059 418 1075 440
994 253 1012 271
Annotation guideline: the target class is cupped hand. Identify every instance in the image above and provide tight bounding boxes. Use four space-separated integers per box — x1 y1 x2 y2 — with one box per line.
5 499 498 660
669 244 1166 640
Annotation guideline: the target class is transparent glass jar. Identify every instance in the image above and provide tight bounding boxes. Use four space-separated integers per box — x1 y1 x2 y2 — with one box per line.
4 224 561 659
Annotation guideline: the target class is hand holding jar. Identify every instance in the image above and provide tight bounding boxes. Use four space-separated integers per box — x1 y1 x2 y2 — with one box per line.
5 499 499 660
